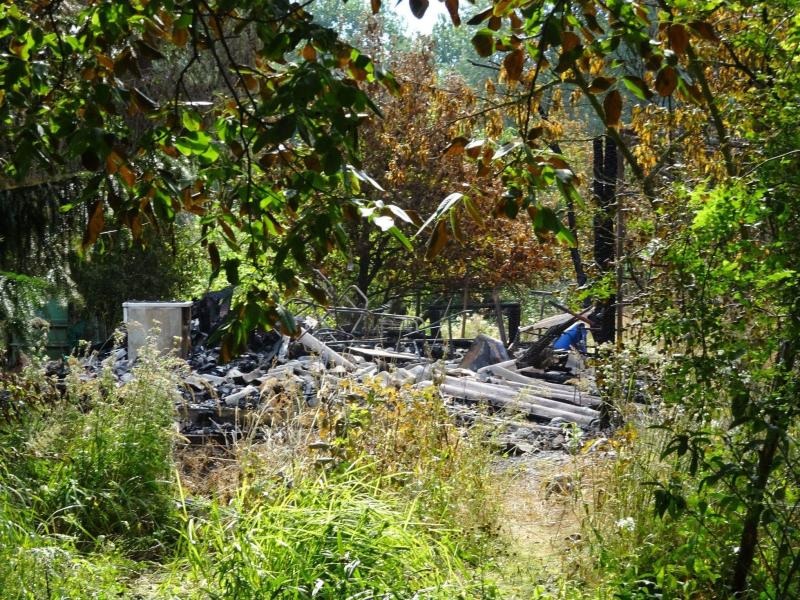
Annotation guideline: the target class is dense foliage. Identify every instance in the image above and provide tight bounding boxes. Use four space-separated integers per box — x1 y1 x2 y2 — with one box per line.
1 0 799 597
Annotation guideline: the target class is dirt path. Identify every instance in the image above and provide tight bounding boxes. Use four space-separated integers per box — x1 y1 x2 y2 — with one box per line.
492 450 592 597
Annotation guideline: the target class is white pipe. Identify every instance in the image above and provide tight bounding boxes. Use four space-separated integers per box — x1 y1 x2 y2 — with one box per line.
298 328 356 370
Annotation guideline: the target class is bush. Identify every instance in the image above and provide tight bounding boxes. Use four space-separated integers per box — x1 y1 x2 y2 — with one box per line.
70 218 208 334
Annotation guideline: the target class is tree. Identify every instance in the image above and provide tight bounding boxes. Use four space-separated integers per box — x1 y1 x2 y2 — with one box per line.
0 0 412 357
309 38 563 309
0 178 84 356
408 0 799 594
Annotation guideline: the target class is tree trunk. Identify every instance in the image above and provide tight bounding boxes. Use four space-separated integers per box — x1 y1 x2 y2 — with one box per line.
731 337 797 595
592 135 618 345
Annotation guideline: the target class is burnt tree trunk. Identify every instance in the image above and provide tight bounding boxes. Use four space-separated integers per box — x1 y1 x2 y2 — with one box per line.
592 135 618 344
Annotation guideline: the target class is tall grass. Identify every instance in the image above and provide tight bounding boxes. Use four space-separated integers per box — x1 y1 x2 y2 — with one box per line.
167 378 502 598
1 351 504 598
0 489 130 599
0 345 182 554
172 464 496 599
0 343 182 597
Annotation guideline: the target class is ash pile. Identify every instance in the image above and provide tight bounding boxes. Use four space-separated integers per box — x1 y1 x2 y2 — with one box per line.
178 291 605 455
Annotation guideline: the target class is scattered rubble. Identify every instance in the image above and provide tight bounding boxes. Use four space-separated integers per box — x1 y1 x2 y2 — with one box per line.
185 321 605 452
68 295 610 454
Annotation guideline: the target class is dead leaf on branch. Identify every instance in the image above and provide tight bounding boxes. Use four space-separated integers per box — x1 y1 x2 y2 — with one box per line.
655 66 678 96
603 90 622 128
503 49 525 82
82 199 105 249
425 219 449 260
443 136 468 157
667 24 689 55
588 76 615 93
445 0 460 26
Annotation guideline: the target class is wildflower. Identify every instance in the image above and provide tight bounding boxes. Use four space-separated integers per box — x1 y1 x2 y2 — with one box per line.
616 517 636 531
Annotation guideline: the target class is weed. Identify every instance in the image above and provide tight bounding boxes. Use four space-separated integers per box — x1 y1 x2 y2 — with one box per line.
1 348 506 598
171 464 497 599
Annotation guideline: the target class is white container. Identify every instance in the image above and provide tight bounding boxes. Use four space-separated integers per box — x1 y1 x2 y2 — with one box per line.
122 301 193 362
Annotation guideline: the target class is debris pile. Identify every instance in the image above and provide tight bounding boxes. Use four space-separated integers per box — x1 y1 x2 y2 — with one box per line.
69 293 607 455
173 314 603 452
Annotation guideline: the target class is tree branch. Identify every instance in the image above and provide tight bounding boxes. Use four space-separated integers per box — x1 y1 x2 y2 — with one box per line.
687 43 736 177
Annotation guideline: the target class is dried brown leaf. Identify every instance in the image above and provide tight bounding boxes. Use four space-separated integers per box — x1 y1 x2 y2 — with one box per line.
445 0 460 26
443 136 468 157
82 200 105 249
655 66 678 96
425 219 449 260
603 89 622 127
503 49 525 82
668 24 689 55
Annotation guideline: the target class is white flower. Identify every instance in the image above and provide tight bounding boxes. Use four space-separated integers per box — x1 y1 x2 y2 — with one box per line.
616 517 636 531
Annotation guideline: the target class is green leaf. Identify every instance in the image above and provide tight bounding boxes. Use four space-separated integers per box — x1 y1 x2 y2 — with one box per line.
181 110 202 132
208 242 221 278
532 206 560 234
388 226 413 251
275 304 299 336
269 114 296 143
416 192 464 235
556 224 577 247
621 75 653 101
504 195 519 218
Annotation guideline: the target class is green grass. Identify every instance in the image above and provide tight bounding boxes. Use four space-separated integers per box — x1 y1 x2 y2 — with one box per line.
170 464 496 599
0 346 181 556
0 347 503 599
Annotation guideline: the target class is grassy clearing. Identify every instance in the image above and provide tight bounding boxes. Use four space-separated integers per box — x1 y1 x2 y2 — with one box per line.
0 349 506 599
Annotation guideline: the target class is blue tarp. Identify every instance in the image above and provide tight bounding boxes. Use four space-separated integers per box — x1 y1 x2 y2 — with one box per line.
552 322 587 353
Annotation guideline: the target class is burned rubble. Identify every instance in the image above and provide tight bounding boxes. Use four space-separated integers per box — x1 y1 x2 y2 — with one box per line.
73 293 608 455
175 291 607 454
